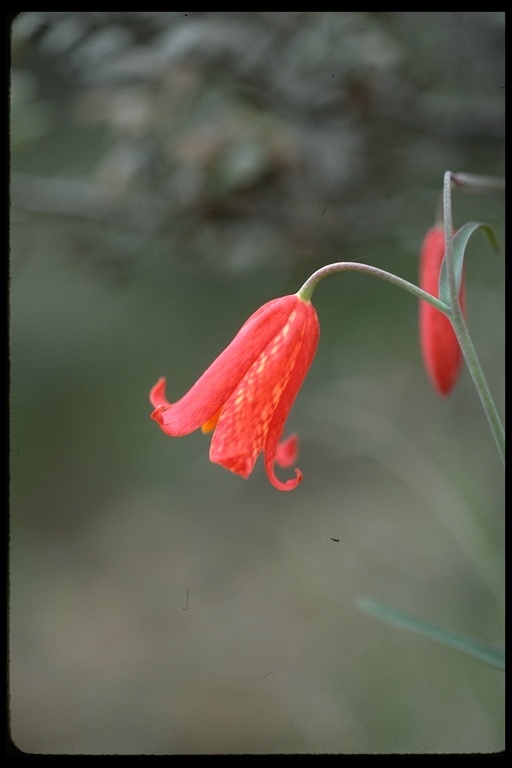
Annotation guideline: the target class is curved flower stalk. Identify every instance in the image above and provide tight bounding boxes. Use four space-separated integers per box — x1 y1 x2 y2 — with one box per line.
419 225 465 395
150 294 319 491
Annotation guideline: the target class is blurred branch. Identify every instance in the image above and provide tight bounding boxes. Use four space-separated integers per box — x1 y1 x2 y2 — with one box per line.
381 88 505 140
10 172 166 233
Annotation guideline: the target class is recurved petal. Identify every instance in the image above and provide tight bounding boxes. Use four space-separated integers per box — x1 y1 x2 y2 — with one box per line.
150 295 301 437
150 376 170 408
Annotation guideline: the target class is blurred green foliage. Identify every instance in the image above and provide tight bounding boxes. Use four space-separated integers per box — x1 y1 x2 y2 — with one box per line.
10 12 504 755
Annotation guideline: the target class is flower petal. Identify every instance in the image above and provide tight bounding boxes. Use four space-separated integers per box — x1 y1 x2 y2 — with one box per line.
209 299 317 482
275 434 299 468
150 295 301 436
150 377 170 408
264 300 319 490
419 227 464 395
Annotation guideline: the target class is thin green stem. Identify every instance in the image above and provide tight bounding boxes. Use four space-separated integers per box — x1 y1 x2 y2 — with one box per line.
443 172 458 308
297 223 504 464
440 171 505 463
297 262 449 311
449 308 505 464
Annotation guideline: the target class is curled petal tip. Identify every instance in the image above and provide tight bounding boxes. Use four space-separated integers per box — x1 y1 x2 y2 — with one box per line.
266 461 303 491
150 377 170 408
274 467 303 492
151 404 167 424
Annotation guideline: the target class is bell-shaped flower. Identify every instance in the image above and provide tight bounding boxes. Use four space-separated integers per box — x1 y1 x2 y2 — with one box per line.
150 294 319 490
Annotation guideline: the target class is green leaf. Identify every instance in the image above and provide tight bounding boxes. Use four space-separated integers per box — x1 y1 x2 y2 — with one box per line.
356 598 505 670
439 221 499 306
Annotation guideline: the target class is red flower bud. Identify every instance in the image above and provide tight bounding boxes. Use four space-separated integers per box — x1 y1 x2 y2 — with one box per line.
150 294 319 490
419 226 464 395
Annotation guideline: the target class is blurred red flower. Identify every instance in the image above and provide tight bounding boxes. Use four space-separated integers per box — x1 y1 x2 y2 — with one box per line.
419 226 465 395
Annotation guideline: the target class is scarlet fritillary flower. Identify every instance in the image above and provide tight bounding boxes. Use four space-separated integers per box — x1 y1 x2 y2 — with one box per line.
150 294 319 490
419 225 465 395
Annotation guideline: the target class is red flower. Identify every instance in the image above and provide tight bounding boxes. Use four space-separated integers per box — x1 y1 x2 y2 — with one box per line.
419 226 464 395
150 294 319 490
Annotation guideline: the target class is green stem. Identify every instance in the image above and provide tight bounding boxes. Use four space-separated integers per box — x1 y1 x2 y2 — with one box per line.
297 262 449 311
297 249 504 465
442 172 458 309
443 171 505 464
449 308 505 464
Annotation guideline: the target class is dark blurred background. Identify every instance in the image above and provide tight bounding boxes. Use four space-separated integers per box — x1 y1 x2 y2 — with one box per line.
9 12 504 754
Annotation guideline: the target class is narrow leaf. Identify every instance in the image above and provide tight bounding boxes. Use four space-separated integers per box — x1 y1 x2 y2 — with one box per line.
356 598 505 670
439 221 499 306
